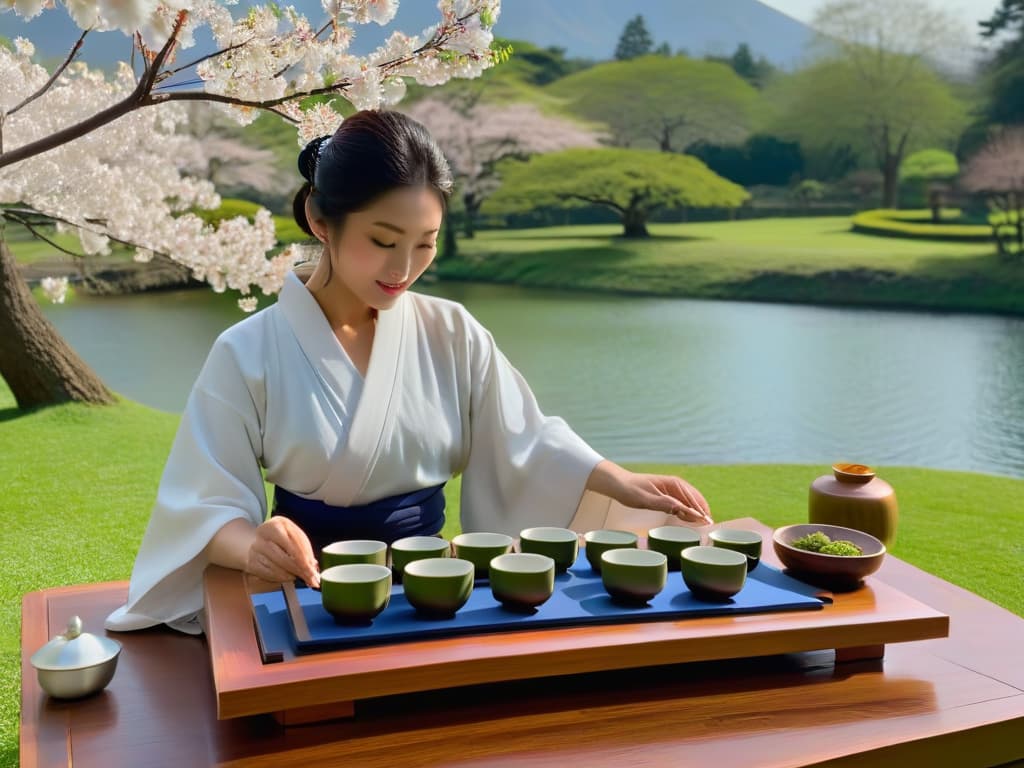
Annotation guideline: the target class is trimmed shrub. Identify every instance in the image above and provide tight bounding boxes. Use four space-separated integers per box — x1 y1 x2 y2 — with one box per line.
851 209 993 242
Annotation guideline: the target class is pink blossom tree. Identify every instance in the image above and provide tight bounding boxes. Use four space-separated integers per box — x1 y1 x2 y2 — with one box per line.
961 127 1024 258
0 0 504 409
405 98 603 248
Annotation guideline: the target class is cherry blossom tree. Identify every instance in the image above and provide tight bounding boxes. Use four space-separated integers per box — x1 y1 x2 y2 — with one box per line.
405 98 603 244
961 127 1024 258
0 0 504 409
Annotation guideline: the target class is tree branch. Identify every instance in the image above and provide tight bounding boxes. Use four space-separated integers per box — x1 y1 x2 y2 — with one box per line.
8 27 90 118
159 36 257 80
555 192 625 213
0 9 480 171
10 218 87 261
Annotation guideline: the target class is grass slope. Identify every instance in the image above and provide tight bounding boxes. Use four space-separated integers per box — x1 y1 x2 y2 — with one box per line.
440 218 1024 315
1 378 1021 766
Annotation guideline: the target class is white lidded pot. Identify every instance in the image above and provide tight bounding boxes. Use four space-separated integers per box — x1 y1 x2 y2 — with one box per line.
30 615 121 699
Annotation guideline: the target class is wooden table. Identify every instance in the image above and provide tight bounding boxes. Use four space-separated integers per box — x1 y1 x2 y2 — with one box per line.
20 518 1024 767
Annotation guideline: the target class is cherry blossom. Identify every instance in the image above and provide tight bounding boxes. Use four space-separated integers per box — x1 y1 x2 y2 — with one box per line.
2 1 501 310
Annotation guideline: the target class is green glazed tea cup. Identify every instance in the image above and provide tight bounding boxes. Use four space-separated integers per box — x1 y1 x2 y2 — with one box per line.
489 553 555 611
390 535 450 579
584 529 638 573
452 532 514 578
681 546 748 601
519 527 579 572
320 564 392 624
401 557 474 619
320 539 387 570
646 526 702 570
708 529 762 572
601 548 668 605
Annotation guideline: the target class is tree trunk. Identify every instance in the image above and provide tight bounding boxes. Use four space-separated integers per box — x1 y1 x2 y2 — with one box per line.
462 193 479 239
621 207 650 238
881 153 900 209
929 188 942 224
0 234 115 409
440 214 458 261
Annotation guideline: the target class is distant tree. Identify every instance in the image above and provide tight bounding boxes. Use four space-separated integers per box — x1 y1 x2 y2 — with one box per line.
705 43 776 88
731 44 757 80
615 15 653 60
791 179 827 210
777 0 970 208
979 0 1024 125
961 127 1024 257
549 55 758 152
406 99 603 246
768 0 967 208
899 149 959 221
490 38 593 85
654 41 672 56
485 148 749 238
182 103 285 199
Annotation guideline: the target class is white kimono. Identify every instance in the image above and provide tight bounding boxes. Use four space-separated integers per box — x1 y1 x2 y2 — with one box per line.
105 268 604 635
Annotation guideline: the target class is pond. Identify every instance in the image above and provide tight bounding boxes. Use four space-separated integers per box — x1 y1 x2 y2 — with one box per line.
41 281 1024 479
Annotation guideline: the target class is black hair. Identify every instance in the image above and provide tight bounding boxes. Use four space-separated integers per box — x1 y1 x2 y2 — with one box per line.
292 109 453 284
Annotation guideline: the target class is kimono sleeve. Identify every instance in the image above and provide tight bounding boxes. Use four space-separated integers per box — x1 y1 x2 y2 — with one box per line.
104 337 267 636
458 321 604 536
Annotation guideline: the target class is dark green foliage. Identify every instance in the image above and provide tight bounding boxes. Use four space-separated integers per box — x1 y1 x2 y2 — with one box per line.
687 134 803 186
491 38 593 85
705 43 777 88
614 14 653 60
978 0 1024 125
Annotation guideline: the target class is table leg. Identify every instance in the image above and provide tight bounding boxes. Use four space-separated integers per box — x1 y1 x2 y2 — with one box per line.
835 644 886 662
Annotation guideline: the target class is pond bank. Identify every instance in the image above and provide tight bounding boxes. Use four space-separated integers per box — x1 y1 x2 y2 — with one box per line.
437 218 1024 317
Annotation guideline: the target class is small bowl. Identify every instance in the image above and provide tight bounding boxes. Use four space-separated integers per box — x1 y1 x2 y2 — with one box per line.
832 463 876 484
681 546 748 601
402 557 475 618
519 527 580 572
320 564 392 624
452 532 514 578
489 553 555 611
584 529 638 573
773 523 886 590
646 526 702 570
708 528 762 571
391 535 450 579
321 539 387 569
601 548 668 605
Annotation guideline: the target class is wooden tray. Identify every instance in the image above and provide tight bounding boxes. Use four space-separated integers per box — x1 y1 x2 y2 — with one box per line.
203 518 950 726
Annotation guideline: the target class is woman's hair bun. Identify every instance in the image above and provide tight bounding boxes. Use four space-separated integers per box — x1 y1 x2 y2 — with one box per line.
298 135 331 184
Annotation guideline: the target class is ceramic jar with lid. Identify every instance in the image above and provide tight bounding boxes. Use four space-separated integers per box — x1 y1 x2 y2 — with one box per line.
808 463 898 548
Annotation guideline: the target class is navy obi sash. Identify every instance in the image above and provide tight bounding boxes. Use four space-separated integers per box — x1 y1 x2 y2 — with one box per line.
271 483 447 552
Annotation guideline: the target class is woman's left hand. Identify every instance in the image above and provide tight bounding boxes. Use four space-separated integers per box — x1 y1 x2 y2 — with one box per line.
586 460 713 525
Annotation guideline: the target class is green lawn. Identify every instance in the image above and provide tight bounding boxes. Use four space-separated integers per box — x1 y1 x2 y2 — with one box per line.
1 376 1022 767
441 217 1024 315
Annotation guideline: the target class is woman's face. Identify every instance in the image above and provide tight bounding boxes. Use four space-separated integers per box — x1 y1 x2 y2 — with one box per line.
310 185 443 311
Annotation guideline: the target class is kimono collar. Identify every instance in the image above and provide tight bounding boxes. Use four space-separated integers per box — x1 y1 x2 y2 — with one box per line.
278 269 410 505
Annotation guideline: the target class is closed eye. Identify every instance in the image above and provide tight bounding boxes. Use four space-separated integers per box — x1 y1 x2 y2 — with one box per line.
371 237 396 249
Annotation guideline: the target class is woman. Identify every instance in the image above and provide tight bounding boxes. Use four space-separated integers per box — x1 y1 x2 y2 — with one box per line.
104 109 711 636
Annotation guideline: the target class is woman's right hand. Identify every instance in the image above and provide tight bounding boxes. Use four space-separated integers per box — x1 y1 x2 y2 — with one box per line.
246 516 321 589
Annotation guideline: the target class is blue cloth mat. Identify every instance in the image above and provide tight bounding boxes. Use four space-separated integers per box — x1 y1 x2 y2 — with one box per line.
251 553 830 658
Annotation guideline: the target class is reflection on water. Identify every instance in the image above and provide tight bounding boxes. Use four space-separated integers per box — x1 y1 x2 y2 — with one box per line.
41 281 1024 479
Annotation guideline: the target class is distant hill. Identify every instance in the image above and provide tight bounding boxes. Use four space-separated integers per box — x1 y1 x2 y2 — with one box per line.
1 0 817 78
